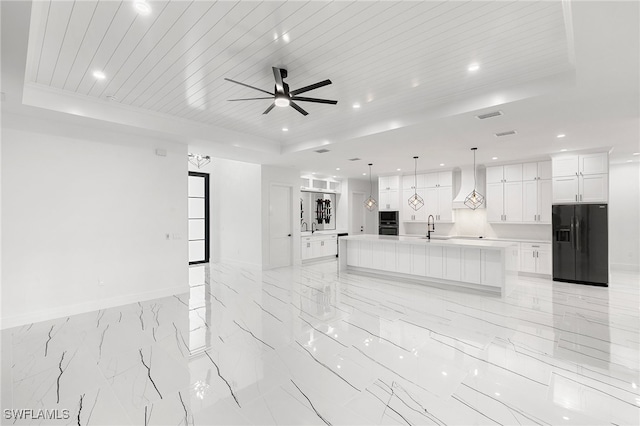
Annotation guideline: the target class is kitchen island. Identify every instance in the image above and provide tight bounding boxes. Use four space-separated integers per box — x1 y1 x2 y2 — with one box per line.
339 235 518 295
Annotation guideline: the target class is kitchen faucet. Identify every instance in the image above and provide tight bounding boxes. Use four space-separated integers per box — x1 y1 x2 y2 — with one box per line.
301 221 308 232
426 215 435 240
311 222 317 234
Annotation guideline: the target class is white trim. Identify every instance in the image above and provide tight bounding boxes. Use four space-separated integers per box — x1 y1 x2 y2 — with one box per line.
0 285 187 330
610 263 640 272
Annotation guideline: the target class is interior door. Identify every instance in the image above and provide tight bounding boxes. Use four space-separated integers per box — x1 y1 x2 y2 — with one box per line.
351 191 366 234
188 172 209 264
269 184 292 268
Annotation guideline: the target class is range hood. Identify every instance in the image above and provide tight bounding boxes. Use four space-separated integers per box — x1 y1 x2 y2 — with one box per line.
452 165 485 209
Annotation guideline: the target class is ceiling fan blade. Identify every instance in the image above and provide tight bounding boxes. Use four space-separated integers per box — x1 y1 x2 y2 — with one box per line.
291 96 338 105
272 67 285 93
289 101 308 116
263 103 276 115
290 79 332 96
227 97 274 101
224 78 273 96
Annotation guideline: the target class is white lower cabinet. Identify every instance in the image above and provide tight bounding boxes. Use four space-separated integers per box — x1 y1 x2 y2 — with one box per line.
302 234 337 261
461 248 481 284
346 240 510 290
519 243 552 275
443 247 461 281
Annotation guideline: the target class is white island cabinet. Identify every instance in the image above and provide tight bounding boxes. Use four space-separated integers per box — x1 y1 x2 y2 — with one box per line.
339 235 518 295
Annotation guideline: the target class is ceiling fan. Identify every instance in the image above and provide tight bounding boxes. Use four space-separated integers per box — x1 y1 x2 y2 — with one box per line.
224 67 338 116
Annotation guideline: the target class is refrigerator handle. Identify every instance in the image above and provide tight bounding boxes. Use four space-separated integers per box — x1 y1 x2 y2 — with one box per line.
576 218 581 252
570 216 576 250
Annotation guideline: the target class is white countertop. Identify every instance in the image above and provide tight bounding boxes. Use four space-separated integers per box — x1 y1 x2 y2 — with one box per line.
301 229 348 237
401 234 551 244
341 234 518 249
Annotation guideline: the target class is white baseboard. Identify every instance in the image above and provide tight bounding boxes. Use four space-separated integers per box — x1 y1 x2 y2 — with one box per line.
219 257 262 271
0 285 188 330
611 263 640 272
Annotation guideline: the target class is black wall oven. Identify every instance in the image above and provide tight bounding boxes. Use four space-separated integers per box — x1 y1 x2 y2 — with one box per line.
379 211 399 235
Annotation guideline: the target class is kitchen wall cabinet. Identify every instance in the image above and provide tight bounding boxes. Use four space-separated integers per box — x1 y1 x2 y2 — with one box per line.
486 181 523 223
519 242 551 275
301 234 337 261
399 170 453 222
523 161 552 181
552 153 608 203
523 178 552 223
486 164 523 184
379 176 400 211
402 188 427 221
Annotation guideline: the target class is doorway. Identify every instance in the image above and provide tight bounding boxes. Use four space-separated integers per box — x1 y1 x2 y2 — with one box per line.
188 172 210 264
269 184 293 268
351 191 366 235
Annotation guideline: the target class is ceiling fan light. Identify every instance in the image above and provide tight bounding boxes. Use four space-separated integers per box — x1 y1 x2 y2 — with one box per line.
275 95 290 107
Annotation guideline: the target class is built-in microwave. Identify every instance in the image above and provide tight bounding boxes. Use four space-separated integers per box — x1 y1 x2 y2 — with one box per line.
379 211 399 225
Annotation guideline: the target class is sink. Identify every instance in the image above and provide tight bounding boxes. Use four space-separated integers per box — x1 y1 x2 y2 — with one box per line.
418 235 452 240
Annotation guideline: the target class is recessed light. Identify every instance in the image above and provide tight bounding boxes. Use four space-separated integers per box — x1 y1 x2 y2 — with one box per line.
336 167 340 171
311 172 316 175
397 168 401 171
562 417 570 421
134 0 151 15
282 127 288 132
560 149 567 152
627 160 633 163
362 173 366 176
633 152 640 156
441 371 447 376
92 70 106 80
557 134 566 138
492 157 498 160
439 163 445 167
468 63 480 72
333 175 337 178
352 103 360 109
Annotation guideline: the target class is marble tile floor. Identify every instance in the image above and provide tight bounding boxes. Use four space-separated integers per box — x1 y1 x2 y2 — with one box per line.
1 261 639 425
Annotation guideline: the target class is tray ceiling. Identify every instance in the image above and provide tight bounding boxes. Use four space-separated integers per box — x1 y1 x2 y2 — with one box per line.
25 1 574 148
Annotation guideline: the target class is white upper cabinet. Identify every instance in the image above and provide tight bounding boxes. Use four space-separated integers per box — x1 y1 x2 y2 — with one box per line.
523 161 552 181
552 152 608 177
402 174 427 189
552 152 608 203
486 164 522 183
379 175 400 191
424 171 452 187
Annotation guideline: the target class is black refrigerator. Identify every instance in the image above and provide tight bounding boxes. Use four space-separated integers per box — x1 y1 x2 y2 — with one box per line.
552 204 608 286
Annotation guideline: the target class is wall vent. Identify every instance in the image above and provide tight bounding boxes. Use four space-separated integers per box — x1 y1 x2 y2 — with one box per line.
348 157 361 161
495 130 517 137
314 149 330 153
476 110 503 120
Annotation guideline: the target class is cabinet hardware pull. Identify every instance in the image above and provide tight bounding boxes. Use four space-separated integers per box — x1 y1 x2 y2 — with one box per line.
580 194 582 201
532 245 539 247
575 194 577 201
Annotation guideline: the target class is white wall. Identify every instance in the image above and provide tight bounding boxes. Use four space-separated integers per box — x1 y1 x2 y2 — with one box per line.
609 162 640 271
261 165 302 268
189 157 262 268
2 115 188 328
345 178 378 235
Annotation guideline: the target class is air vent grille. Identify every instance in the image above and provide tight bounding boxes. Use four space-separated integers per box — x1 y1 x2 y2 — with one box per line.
495 130 517 137
476 110 503 120
314 149 330 153
348 157 361 161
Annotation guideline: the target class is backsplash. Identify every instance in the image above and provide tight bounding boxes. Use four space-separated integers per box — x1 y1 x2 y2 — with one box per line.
402 209 551 241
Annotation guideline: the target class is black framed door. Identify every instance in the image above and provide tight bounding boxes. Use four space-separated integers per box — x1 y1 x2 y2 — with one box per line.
188 172 210 265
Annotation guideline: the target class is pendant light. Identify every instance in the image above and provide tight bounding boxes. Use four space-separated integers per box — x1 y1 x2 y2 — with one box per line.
464 147 485 210
407 156 424 210
188 153 211 168
364 163 377 211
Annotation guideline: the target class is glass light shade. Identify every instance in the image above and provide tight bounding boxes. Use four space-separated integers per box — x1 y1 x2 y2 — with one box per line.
188 153 211 168
274 95 290 107
464 190 485 210
364 196 377 211
408 193 424 210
